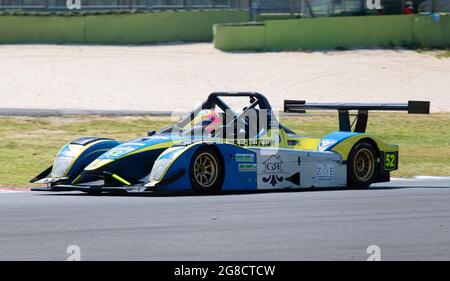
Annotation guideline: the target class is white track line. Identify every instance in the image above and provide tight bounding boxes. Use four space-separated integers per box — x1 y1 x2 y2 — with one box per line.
391 176 450 181
0 188 30 193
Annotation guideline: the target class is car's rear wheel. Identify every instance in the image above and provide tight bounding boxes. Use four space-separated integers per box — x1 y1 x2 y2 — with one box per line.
347 142 378 189
189 146 223 193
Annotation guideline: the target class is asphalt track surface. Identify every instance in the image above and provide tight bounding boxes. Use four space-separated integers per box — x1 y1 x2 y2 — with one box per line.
1 178 449 261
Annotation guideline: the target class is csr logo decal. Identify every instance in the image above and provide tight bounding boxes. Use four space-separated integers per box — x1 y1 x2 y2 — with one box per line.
366 0 383 10
262 154 284 187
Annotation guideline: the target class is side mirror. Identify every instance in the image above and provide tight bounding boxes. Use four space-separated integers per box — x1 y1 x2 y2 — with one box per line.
147 130 156 136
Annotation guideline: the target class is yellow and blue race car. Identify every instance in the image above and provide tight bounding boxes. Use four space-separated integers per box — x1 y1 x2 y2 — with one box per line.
31 92 429 194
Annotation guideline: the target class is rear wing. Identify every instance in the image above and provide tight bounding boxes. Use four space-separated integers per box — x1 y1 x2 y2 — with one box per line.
284 100 430 133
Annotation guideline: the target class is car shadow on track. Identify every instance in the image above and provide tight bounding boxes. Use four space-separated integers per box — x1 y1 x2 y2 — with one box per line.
35 183 450 198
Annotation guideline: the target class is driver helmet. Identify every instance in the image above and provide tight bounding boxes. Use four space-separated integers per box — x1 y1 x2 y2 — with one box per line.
190 109 222 133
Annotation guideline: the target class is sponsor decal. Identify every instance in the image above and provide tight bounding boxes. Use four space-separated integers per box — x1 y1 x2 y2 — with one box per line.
176 138 274 147
317 139 337 152
316 163 335 181
227 139 274 147
285 172 300 186
261 154 284 187
239 163 257 172
384 152 397 170
99 145 136 159
235 153 255 162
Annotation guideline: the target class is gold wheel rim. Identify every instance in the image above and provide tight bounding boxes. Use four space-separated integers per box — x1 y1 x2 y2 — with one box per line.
353 148 375 182
193 152 218 188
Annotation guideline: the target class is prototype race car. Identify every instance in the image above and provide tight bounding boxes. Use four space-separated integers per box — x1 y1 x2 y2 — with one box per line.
31 92 429 194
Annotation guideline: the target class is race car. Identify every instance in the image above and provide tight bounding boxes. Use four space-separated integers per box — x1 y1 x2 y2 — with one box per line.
31 92 429 194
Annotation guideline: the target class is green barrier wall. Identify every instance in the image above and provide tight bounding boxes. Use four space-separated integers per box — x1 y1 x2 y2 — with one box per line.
0 15 86 44
0 10 248 44
413 15 450 48
214 14 450 51
265 15 414 50
213 23 265 51
256 13 298 21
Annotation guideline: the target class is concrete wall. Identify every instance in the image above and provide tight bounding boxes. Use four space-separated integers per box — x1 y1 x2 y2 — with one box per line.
0 10 249 44
214 14 450 51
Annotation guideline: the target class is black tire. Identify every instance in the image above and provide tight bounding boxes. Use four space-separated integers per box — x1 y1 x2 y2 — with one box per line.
189 146 224 193
347 142 378 189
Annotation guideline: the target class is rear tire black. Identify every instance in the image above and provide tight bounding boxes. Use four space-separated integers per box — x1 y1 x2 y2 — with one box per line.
189 146 224 193
347 142 378 189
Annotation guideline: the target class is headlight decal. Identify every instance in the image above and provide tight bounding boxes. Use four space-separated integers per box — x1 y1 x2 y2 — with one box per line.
148 146 186 181
149 158 173 182
51 155 74 178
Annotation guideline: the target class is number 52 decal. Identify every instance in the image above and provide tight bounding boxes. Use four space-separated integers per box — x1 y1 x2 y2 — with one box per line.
384 152 397 170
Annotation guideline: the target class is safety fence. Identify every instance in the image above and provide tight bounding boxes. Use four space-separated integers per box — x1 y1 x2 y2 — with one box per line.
0 0 247 10
1 1 449 14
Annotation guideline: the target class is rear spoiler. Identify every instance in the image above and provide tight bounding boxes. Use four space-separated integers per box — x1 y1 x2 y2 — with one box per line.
284 100 430 133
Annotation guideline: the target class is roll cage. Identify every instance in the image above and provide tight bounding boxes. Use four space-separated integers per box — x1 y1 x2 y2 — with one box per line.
159 91 293 138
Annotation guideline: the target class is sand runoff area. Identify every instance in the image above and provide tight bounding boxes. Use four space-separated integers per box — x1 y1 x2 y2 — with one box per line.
0 43 448 113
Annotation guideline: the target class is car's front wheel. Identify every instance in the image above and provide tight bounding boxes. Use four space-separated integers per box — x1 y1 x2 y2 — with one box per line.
347 142 378 189
189 146 224 193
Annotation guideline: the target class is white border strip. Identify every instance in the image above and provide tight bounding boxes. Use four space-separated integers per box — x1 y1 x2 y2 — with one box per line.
391 176 450 181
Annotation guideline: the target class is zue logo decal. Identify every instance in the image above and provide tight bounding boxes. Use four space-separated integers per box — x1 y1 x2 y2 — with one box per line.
316 163 335 182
